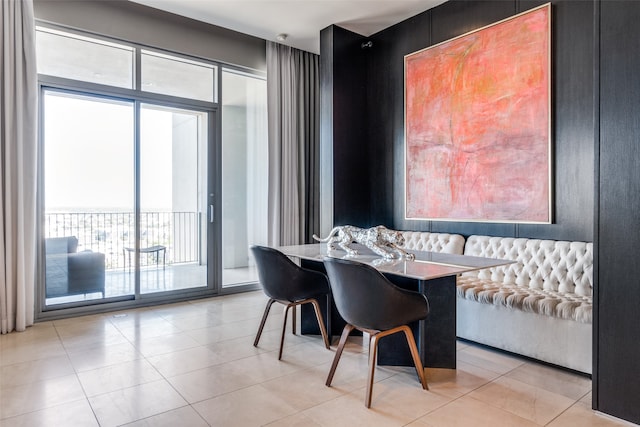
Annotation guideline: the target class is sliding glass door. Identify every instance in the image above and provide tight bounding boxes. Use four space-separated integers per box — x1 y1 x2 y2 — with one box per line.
37 26 268 315
139 104 208 294
42 89 212 307
43 90 135 304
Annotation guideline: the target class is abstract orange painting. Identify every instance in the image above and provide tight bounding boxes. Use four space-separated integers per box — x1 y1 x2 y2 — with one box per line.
405 4 551 223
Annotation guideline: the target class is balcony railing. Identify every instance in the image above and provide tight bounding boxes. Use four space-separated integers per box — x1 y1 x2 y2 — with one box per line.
44 211 200 270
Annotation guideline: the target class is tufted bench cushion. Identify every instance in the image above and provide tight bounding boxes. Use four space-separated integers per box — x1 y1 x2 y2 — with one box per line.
458 236 593 324
400 231 465 254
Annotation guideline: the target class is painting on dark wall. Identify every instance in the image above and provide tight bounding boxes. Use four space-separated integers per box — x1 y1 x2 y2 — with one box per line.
404 3 551 223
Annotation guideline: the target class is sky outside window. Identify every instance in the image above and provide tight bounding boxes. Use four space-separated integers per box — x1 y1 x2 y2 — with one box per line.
44 91 174 212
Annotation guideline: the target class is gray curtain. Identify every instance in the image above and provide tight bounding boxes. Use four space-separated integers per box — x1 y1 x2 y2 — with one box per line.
266 41 319 246
0 0 38 333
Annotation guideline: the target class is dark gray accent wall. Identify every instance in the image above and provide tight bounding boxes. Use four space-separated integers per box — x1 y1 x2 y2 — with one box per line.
376 0 594 241
319 25 376 229
597 1 640 424
33 0 266 71
324 0 594 243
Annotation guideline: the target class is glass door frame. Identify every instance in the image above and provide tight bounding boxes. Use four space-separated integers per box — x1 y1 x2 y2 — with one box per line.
36 79 221 320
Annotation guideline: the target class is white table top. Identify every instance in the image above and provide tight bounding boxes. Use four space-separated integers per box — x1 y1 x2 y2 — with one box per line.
277 243 513 281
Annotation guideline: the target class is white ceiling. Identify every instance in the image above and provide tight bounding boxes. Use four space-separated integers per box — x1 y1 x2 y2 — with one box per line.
128 0 446 54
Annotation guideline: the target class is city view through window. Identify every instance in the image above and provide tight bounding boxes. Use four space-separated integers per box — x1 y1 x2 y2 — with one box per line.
43 91 208 304
38 27 268 314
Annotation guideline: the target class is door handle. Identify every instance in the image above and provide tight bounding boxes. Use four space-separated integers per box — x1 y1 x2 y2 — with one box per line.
209 204 214 223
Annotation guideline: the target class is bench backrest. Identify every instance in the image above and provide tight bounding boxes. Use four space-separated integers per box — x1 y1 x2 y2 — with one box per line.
462 235 593 297
401 232 465 255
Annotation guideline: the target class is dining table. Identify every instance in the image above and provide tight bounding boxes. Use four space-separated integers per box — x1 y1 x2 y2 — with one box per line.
277 243 513 369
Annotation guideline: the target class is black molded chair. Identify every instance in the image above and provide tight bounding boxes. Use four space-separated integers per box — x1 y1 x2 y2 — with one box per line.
250 245 331 360
323 256 429 408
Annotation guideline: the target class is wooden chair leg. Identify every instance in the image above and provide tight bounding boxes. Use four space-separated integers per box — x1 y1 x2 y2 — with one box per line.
310 298 331 349
361 325 428 407
291 305 297 335
254 298 276 347
366 332 380 408
402 325 428 390
326 324 355 386
279 304 292 360
265 298 330 361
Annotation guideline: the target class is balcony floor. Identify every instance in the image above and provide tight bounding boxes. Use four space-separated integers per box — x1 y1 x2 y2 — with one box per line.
45 264 258 306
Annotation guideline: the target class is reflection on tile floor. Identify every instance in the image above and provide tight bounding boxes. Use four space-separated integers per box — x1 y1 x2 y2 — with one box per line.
1 291 630 426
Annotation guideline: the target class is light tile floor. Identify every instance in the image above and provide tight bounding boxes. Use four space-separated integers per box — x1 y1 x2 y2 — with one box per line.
0 291 632 426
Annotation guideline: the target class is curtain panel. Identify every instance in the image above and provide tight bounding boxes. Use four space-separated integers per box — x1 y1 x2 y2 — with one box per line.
0 0 38 333
266 41 320 246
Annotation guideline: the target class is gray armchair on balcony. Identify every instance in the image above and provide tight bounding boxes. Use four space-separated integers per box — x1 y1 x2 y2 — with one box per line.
45 236 106 299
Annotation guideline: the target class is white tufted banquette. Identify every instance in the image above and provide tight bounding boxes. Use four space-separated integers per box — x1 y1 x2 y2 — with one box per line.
457 235 593 374
400 231 465 254
458 236 593 323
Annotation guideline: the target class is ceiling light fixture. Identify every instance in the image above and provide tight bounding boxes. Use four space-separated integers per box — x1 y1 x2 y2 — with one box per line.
276 33 288 42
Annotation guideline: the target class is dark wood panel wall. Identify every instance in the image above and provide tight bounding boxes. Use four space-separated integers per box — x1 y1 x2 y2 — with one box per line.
321 0 640 424
320 25 382 229
322 0 594 241
597 2 640 424
372 0 594 241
